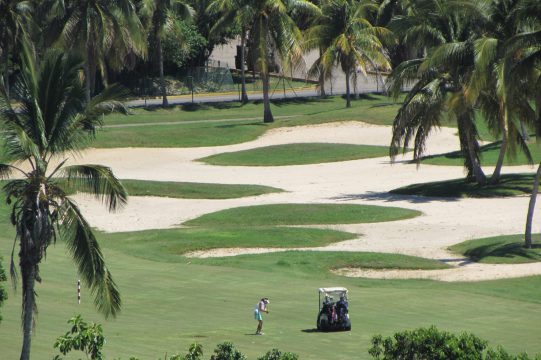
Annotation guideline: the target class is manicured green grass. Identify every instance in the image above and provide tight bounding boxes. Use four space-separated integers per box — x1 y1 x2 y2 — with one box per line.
95 95 403 148
390 173 535 198
449 234 541 264
421 141 541 167
1 231 541 359
184 203 421 227
190 251 450 276
0 192 540 359
100 227 357 260
120 179 283 199
0 179 283 200
198 143 390 166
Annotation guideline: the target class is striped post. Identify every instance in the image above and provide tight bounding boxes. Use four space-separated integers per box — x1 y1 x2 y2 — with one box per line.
77 279 81 304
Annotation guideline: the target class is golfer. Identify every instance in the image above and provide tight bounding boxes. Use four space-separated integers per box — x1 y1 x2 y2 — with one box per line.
254 297 269 335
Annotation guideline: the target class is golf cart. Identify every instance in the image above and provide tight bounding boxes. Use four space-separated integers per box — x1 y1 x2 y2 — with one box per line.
317 287 351 331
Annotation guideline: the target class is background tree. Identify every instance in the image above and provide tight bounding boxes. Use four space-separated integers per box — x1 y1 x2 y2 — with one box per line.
466 0 535 185
140 0 193 107
514 0 541 248
0 43 128 360
248 0 319 122
56 0 146 102
309 0 391 108
209 0 256 104
387 0 488 184
0 0 32 99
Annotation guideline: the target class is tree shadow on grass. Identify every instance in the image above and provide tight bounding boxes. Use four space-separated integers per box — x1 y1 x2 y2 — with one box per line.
215 122 266 129
331 191 460 203
463 243 541 262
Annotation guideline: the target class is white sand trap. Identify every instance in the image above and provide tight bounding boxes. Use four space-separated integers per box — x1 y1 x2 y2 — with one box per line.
333 262 541 282
68 121 541 281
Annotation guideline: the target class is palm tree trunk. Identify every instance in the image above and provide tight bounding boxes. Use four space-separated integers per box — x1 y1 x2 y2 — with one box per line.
524 162 541 248
490 106 508 185
20 265 36 360
262 71 273 123
345 66 351 108
458 113 486 184
84 44 92 103
3 45 9 99
158 37 168 107
318 48 325 98
240 29 248 104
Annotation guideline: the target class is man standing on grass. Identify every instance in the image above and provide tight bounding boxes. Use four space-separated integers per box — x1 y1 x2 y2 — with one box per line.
254 298 269 335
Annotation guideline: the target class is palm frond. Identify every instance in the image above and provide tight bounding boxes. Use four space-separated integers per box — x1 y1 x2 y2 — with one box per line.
59 199 121 318
60 165 128 212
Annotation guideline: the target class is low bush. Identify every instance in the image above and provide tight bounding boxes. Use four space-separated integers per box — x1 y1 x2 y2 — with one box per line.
368 326 540 360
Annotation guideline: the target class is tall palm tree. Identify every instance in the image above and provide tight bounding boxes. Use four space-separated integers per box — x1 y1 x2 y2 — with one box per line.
513 0 541 248
466 0 535 185
0 44 128 360
0 0 32 99
249 0 319 123
387 0 488 184
208 0 255 104
56 0 146 102
140 0 192 107
307 0 391 108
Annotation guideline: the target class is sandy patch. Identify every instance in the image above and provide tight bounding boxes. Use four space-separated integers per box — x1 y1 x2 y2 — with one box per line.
332 262 541 282
67 121 540 281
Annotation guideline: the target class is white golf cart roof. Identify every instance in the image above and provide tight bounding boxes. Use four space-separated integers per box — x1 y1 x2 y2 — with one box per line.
319 287 348 294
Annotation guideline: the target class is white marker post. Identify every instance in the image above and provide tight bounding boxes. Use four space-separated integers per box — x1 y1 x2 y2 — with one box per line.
77 279 81 304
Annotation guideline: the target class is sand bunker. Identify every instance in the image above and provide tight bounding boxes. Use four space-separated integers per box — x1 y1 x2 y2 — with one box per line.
71 121 541 281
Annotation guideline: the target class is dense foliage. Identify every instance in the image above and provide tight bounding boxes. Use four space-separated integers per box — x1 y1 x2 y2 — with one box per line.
369 326 541 360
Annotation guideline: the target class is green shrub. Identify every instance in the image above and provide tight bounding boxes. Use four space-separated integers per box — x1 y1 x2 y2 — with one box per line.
53 315 105 360
258 348 299 360
369 326 487 359
210 342 246 360
369 326 540 360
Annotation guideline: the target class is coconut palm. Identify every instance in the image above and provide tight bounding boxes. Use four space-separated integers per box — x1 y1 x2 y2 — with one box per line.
307 0 391 108
513 0 541 247
0 0 32 99
465 0 536 185
248 0 319 123
208 0 255 104
387 0 489 184
56 0 146 102
0 44 128 360
140 0 192 107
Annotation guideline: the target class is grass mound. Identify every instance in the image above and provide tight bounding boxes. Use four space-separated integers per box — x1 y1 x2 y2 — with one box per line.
390 173 534 198
191 251 450 275
198 143 390 166
100 227 356 261
120 179 282 199
184 203 421 227
421 141 541 167
449 234 541 264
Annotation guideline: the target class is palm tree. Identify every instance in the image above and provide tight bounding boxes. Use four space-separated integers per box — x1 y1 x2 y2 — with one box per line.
0 0 32 99
140 0 192 107
513 0 541 248
465 0 535 185
56 0 145 102
307 0 391 108
0 44 128 360
208 0 255 104
249 0 319 123
387 0 489 184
